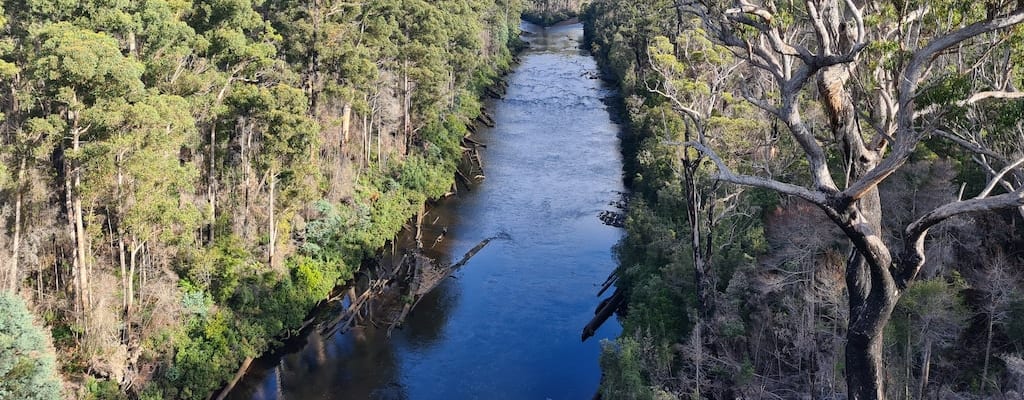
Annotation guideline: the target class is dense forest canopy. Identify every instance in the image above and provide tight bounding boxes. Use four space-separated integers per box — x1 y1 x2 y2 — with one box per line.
584 0 1024 399
0 0 525 398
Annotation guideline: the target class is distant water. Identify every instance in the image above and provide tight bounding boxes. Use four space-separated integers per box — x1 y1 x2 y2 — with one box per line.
230 20 625 400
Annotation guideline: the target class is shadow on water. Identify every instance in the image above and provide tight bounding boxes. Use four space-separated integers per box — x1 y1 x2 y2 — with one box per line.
230 20 625 400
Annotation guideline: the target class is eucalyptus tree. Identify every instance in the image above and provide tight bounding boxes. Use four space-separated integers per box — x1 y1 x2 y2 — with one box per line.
29 22 146 326
646 27 754 325
187 0 279 243
80 92 199 343
224 83 319 265
680 1 1024 398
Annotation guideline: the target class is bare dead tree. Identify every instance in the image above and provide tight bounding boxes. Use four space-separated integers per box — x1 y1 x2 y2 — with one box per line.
676 1 1024 398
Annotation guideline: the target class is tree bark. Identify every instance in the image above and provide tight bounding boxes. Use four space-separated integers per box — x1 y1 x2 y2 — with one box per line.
845 325 887 400
209 122 218 244
403 60 412 155
268 170 276 266
127 241 140 335
119 234 128 343
918 338 932 400
982 315 994 392
342 103 352 144
7 158 25 292
70 121 91 326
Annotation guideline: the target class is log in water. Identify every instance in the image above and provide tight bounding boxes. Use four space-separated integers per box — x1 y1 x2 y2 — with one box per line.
230 20 625 400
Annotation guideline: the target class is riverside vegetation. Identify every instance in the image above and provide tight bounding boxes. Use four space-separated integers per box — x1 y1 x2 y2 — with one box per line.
0 0 528 398
582 1 1024 399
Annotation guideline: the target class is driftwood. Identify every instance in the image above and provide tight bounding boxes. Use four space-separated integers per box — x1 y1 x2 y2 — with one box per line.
596 273 618 298
214 356 254 400
581 290 624 341
456 168 475 187
384 234 507 335
476 110 496 127
463 136 488 148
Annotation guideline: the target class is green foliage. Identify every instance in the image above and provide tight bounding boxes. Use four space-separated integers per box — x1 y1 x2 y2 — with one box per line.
598 337 659 400
84 377 125 400
0 293 62 400
168 310 241 398
169 249 350 398
32 22 144 103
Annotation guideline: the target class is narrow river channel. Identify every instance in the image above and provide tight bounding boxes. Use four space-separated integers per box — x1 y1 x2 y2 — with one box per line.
230 20 624 400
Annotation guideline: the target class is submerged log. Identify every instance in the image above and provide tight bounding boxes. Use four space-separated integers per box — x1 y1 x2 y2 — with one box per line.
581 290 624 342
463 136 488 148
596 274 618 298
386 234 507 334
476 110 496 127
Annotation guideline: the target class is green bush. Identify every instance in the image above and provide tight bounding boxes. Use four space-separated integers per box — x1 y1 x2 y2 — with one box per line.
0 292 62 400
599 338 656 400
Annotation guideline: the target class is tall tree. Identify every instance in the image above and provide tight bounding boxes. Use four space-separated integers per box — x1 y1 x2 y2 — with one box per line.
187 0 278 243
684 1 1024 398
80 92 199 343
30 22 145 325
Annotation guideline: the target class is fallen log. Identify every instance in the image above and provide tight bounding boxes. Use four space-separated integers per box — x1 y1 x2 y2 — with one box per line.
388 234 508 334
581 290 624 342
596 272 618 298
456 168 475 187
463 136 488 148
214 357 254 400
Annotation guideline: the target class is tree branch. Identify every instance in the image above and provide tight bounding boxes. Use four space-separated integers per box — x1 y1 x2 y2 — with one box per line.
898 188 1024 288
841 9 1024 206
978 157 1024 198
898 9 1024 134
958 90 1024 106
685 141 829 205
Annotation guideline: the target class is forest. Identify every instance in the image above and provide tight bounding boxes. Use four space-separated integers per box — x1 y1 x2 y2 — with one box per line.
6 0 1024 399
584 0 1024 399
0 0 526 398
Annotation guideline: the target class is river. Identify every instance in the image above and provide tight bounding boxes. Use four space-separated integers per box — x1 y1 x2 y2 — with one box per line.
229 20 624 400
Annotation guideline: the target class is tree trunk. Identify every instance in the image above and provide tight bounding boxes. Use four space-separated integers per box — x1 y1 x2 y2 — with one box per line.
117 157 127 337
7 158 25 292
208 76 235 245
241 118 253 239
845 326 886 400
209 123 217 244
403 60 411 155
918 338 932 400
982 315 994 392
69 123 91 327
119 234 128 343
127 241 140 337
362 113 369 169
64 157 80 316
819 60 898 400
268 170 276 266
377 114 383 171
342 104 352 144
415 203 424 249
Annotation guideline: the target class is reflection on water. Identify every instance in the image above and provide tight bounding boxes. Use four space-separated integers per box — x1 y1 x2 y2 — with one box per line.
231 20 624 400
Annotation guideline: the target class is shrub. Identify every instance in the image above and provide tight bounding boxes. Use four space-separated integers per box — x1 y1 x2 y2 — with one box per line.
0 292 62 400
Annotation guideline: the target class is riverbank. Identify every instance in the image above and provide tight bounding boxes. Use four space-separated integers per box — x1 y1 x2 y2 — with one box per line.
211 41 528 400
